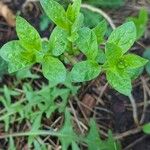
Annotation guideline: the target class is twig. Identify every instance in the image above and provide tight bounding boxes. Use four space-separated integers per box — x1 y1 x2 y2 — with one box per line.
114 127 142 140
81 4 116 29
69 101 84 134
123 135 147 150
129 94 139 126
140 77 148 124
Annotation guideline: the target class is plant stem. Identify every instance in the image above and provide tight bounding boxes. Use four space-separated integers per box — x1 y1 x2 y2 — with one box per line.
0 130 58 139
64 52 77 65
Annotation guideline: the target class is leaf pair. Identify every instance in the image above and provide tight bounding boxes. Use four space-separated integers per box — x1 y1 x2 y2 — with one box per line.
70 22 107 82
0 16 41 73
40 0 81 29
104 22 148 96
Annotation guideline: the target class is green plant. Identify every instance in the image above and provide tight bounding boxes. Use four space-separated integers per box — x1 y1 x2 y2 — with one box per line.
143 48 150 75
0 1 148 149
142 123 150 134
0 0 148 96
40 14 51 31
0 56 7 77
0 77 80 148
128 8 148 40
83 0 124 8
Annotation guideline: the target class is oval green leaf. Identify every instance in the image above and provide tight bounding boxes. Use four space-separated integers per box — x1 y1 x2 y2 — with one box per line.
71 60 101 82
42 56 66 84
16 16 42 51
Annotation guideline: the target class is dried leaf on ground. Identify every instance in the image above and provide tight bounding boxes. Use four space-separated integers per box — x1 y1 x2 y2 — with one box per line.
0 2 16 27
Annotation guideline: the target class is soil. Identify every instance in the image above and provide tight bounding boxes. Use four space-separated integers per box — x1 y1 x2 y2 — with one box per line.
0 0 150 150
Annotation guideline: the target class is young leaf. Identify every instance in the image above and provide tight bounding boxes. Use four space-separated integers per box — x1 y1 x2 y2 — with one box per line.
127 67 144 80
105 43 122 61
49 27 69 56
59 109 78 150
108 22 136 54
105 131 121 150
76 27 98 59
16 16 42 51
0 41 35 73
85 119 121 150
85 119 103 150
128 8 148 40
8 137 16 150
42 55 66 84
68 13 84 42
66 0 81 22
72 142 80 150
106 70 132 96
71 60 101 82
123 54 148 69
0 56 7 77
40 0 70 29
96 49 106 64
142 123 150 134
93 20 107 44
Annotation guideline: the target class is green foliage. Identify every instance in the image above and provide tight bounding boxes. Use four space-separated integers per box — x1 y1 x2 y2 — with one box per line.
85 119 121 150
0 77 79 148
104 22 148 96
40 0 70 29
128 8 148 40
83 0 124 8
66 0 81 23
1 1 148 149
59 110 78 150
16 16 42 51
81 8 103 28
71 60 101 82
42 55 66 84
0 56 7 77
49 27 69 56
142 123 150 134
0 41 36 73
76 27 98 59
143 48 150 75
107 22 136 54
40 14 51 31
0 0 148 95
93 20 107 44
15 67 39 80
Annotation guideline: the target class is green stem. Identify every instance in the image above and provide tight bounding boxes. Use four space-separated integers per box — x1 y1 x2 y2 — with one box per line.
64 52 77 65
0 130 84 142
0 130 58 139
